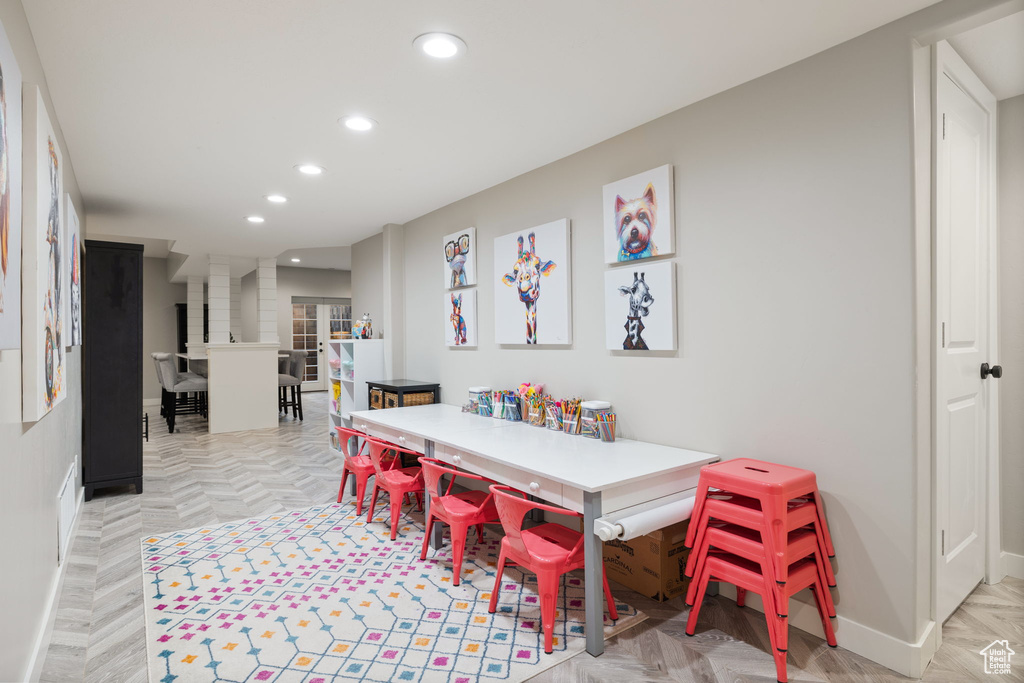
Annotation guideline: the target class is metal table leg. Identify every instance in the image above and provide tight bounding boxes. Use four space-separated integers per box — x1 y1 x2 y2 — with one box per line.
583 490 604 656
424 440 443 549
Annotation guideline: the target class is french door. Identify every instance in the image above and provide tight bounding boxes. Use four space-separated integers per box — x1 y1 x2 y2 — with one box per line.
291 298 352 392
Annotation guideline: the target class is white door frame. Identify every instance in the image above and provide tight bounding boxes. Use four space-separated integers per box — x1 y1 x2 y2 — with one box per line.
929 38 1002 621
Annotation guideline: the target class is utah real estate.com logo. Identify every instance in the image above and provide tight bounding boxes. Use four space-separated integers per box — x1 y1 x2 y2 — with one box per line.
980 640 1015 675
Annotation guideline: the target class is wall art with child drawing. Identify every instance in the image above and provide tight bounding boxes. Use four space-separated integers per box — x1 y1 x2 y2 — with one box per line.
602 164 674 264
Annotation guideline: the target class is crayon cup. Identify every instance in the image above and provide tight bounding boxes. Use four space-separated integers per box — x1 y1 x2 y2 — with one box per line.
598 420 616 442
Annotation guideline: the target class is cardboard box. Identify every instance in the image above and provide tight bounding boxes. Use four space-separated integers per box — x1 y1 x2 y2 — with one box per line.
602 519 691 602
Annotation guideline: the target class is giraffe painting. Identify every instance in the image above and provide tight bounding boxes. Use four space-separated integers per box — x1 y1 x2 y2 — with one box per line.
501 232 556 344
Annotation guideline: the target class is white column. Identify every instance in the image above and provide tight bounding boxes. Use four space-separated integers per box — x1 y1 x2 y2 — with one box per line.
256 257 278 343
207 255 230 344
186 276 205 353
230 277 242 342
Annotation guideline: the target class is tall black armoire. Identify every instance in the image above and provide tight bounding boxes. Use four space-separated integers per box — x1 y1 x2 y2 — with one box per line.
83 240 144 500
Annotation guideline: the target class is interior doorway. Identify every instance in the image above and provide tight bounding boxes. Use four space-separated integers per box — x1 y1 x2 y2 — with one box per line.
932 39 999 624
291 298 352 392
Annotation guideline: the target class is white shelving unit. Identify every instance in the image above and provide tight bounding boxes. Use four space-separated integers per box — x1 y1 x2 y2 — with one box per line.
328 339 385 453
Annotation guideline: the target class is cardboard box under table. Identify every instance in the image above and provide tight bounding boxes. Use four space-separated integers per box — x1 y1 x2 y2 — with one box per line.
603 520 691 601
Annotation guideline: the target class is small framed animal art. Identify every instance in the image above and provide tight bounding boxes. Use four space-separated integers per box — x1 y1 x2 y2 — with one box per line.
446 288 477 347
602 164 674 264
494 219 572 345
443 227 476 289
604 261 676 351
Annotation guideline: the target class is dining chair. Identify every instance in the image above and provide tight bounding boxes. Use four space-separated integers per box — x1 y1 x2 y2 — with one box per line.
278 349 306 420
151 352 208 433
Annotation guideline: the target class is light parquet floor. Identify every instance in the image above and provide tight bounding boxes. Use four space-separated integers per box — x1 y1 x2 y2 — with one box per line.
40 392 1023 682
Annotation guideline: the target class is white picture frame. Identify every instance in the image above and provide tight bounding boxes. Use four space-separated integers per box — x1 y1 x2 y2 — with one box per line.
442 226 477 289
66 194 81 347
602 164 674 264
494 219 571 345
604 261 676 351
0 19 22 351
22 84 65 421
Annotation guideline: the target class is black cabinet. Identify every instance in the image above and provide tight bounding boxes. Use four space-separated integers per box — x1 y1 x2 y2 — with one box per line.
83 240 143 500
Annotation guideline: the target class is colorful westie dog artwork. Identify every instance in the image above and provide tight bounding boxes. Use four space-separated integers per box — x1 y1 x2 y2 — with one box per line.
603 164 674 264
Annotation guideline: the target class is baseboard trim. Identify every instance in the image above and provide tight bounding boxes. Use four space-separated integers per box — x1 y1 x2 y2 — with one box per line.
1002 551 1024 580
24 489 85 682
717 585 937 678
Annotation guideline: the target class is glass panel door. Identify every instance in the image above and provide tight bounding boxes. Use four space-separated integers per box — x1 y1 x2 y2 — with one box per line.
291 303 324 391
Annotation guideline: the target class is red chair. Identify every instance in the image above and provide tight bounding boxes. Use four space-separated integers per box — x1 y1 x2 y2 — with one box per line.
487 485 618 654
419 458 501 586
335 427 396 516
686 552 836 683
366 437 424 540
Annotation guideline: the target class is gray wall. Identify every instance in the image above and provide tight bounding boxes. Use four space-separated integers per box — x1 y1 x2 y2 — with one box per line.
397 2 1002 650
142 257 186 401
0 1 86 679
239 265 351 346
998 94 1024 559
352 232 384 331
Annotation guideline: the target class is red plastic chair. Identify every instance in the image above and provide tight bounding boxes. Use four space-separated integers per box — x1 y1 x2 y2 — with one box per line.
686 552 836 683
366 436 424 540
419 458 501 586
336 427 388 515
684 459 835 584
487 485 618 654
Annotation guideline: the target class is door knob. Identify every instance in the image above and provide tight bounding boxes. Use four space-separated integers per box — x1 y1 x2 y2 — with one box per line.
981 363 1003 379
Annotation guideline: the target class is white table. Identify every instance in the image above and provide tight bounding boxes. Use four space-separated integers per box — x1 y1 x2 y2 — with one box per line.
350 404 719 656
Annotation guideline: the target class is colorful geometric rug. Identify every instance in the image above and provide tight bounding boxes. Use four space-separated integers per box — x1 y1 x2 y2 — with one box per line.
141 502 645 682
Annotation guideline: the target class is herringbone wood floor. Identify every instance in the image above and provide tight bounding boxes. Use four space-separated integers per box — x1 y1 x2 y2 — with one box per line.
40 392 1023 682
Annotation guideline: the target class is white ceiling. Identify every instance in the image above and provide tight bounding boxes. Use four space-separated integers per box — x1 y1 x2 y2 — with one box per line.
277 246 352 271
24 0 939 278
949 11 1024 101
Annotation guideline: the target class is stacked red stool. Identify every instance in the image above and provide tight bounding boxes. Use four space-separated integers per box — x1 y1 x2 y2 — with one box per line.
683 458 837 683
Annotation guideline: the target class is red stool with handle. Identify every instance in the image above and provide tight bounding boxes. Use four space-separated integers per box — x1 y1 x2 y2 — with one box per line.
365 437 424 540
688 492 836 587
487 485 618 654
686 551 836 683
684 458 835 584
419 458 501 586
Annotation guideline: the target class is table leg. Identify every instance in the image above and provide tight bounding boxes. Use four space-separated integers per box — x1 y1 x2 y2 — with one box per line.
424 440 443 549
583 490 604 657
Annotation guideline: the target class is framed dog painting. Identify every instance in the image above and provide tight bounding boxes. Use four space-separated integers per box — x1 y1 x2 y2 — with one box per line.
0 18 22 352
602 164 674 264
442 227 476 289
445 288 477 347
604 261 676 351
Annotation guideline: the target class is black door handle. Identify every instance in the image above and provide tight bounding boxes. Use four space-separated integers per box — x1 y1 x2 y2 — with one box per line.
981 363 1003 379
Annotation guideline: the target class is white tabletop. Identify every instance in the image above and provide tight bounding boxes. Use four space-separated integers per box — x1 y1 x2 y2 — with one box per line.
351 404 719 493
175 352 208 361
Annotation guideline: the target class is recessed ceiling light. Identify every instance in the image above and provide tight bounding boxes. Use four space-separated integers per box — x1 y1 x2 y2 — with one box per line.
295 164 324 175
341 116 377 132
266 194 287 203
291 258 301 263
246 216 265 224
414 32 466 59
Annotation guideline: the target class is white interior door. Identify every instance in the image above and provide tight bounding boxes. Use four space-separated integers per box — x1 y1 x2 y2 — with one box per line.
934 41 996 623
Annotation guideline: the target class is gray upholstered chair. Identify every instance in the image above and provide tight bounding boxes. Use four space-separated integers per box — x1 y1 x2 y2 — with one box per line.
152 352 208 432
278 349 307 421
